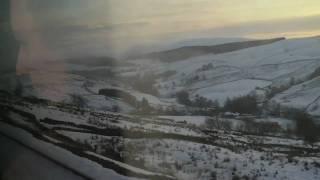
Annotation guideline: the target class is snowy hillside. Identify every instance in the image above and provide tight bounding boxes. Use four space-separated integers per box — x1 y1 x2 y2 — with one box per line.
2 35 320 179
129 36 320 116
17 36 320 120
273 76 320 116
0 93 319 180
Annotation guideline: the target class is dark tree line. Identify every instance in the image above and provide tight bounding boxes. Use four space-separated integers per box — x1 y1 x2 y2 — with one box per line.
197 63 214 72
176 91 219 109
176 90 192 106
176 90 262 115
223 95 259 115
293 111 319 144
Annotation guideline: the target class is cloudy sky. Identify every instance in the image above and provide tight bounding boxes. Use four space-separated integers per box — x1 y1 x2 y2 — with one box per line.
11 0 320 59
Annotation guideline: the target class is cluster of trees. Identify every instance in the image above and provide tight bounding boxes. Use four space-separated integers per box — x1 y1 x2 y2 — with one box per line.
185 74 208 85
98 88 160 114
176 91 219 108
197 63 214 72
224 95 259 115
135 98 154 114
267 102 320 144
205 117 283 135
205 118 232 131
133 99 187 116
226 101 320 144
129 73 159 96
237 119 282 135
176 91 221 115
70 94 88 108
176 90 263 115
193 94 219 109
293 111 320 144
175 86 320 145
176 90 192 105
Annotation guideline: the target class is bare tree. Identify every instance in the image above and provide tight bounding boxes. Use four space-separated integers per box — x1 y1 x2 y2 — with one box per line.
70 94 88 108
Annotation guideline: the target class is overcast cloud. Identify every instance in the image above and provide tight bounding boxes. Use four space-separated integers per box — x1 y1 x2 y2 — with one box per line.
12 0 320 58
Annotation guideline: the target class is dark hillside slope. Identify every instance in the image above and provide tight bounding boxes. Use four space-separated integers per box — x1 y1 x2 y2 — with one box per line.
142 38 285 62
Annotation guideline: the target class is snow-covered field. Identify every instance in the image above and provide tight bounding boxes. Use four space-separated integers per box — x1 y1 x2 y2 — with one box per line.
1 96 319 180
125 36 320 114
2 36 320 179
157 116 207 126
193 79 271 104
15 36 320 117
273 77 320 116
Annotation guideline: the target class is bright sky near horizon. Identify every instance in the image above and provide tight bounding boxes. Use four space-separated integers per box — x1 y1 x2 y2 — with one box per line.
12 0 320 58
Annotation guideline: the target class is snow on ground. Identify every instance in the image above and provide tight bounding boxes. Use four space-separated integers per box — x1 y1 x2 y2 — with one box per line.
0 122 134 180
193 79 271 103
2 99 320 180
249 60 320 81
149 37 320 75
273 77 320 110
130 91 178 107
84 79 181 111
158 116 207 126
110 117 204 137
196 37 320 68
22 71 88 103
57 123 319 180
26 106 91 125
129 37 320 110
17 36 320 117
308 100 320 116
254 135 306 147
142 123 203 137
85 95 134 113
255 117 295 130
56 130 108 142
86 151 174 178
125 138 320 180
4 36 320 180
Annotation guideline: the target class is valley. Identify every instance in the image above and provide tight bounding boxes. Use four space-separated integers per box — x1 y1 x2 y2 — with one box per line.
1 37 320 179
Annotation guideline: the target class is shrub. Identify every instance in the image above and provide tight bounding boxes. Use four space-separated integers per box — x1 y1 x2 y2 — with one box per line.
176 90 192 106
236 119 282 135
138 98 153 113
294 111 319 144
205 118 232 131
70 94 88 108
210 171 217 180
